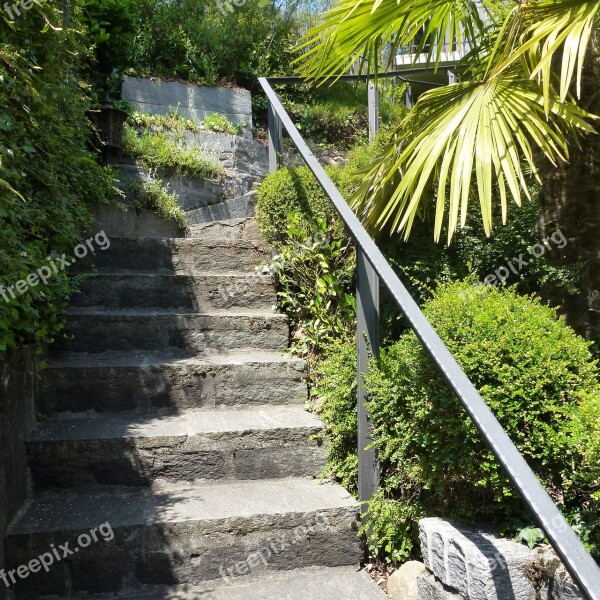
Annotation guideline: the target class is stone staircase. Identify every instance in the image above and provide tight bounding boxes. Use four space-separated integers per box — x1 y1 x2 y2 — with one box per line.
6 217 384 599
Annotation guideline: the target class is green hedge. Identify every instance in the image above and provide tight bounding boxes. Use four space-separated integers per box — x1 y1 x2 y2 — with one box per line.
364 281 600 561
256 166 346 243
315 281 600 562
0 3 115 352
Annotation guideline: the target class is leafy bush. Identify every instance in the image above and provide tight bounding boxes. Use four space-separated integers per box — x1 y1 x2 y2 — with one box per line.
78 0 139 78
256 166 345 243
364 281 600 561
127 179 187 230
261 213 355 355
311 338 358 492
122 125 223 180
0 3 116 352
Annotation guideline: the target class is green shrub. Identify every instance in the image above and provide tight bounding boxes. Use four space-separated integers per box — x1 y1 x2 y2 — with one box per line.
312 338 358 492
127 179 187 230
126 0 296 89
122 125 224 180
256 166 345 243
361 491 424 565
365 280 600 562
0 3 116 352
261 213 355 355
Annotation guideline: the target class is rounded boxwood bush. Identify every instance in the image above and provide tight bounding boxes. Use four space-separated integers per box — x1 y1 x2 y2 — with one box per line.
365 280 600 560
256 166 346 243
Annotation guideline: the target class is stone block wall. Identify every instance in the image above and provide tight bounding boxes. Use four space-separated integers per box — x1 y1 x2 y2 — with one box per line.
116 130 268 210
0 347 38 600
119 78 269 216
417 518 584 600
122 76 253 128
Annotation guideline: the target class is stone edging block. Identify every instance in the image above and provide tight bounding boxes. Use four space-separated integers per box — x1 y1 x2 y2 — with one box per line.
419 518 584 600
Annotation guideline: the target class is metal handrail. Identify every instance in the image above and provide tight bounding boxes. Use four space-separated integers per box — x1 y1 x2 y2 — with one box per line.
258 75 600 599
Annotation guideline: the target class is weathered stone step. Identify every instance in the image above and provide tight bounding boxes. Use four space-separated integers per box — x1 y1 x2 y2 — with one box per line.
7 479 362 597
27 406 326 489
42 350 306 415
71 272 277 311
187 216 263 242
77 238 271 274
55 309 289 353
57 567 386 599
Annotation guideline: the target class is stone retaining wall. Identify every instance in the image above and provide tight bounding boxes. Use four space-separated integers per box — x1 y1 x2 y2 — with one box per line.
116 129 268 213
417 518 583 600
0 346 38 600
122 76 253 129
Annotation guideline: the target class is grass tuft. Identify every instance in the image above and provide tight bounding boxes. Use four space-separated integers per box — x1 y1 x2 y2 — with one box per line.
123 125 224 181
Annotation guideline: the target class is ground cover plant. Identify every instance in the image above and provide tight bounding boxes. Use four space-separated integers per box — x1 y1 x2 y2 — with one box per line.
122 125 224 180
128 111 244 136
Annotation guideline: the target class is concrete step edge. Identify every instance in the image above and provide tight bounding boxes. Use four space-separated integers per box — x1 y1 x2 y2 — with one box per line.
28 406 324 443
8 478 359 537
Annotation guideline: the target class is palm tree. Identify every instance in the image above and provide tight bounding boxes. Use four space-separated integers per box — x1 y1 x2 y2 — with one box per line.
295 0 600 341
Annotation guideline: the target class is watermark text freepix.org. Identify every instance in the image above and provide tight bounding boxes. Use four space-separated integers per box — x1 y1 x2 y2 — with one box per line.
0 231 110 304
0 522 114 589
218 513 330 584
483 229 567 287
3 0 41 20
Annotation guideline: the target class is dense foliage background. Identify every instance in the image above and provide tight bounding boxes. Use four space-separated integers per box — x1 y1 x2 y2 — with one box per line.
77 0 299 91
0 3 115 352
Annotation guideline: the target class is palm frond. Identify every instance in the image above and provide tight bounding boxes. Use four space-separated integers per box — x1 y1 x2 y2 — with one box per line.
353 72 595 243
491 0 600 110
294 0 489 82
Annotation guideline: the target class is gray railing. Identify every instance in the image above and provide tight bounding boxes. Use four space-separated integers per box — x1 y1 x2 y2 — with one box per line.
258 75 600 599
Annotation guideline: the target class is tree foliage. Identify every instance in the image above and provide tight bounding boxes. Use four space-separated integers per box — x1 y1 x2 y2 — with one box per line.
296 0 600 242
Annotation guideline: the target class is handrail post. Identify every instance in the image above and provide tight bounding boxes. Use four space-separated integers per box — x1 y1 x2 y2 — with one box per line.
268 101 283 172
405 84 413 109
357 249 380 511
367 81 380 143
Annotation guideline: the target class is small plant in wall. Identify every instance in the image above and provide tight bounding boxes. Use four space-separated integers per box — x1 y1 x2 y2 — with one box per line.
515 527 545 549
127 178 188 231
201 113 243 135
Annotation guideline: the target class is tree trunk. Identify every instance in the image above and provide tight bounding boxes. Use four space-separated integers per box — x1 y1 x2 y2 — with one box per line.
539 45 600 348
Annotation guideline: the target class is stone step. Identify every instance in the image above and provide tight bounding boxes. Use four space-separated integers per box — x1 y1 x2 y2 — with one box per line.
52 567 386 599
71 272 277 311
42 350 307 415
186 217 262 243
185 193 258 227
54 309 289 354
6 478 362 597
27 406 326 489
77 238 272 274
